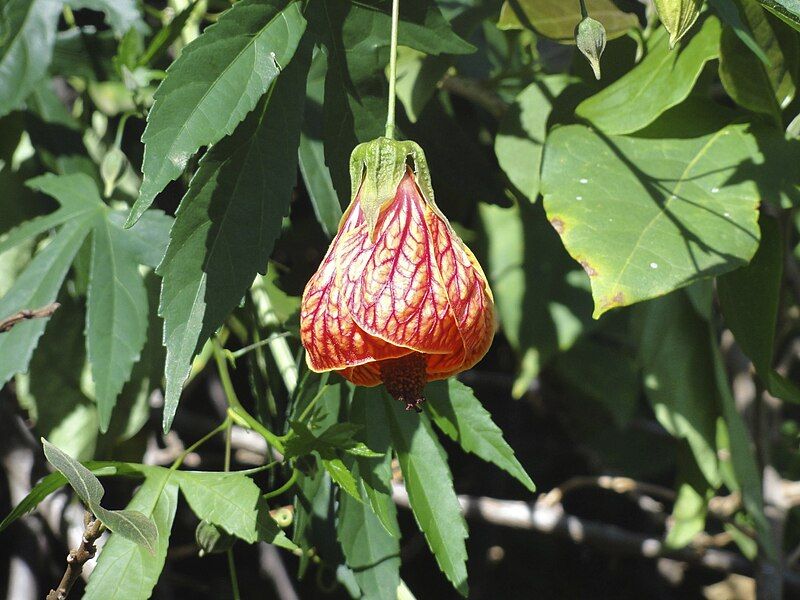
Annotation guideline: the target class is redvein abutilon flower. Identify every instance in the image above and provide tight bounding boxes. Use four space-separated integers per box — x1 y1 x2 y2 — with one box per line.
300 138 495 410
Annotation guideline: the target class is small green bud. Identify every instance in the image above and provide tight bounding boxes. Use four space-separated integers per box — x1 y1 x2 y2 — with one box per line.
101 146 127 198
195 520 236 557
575 17 607 81
654 0 702 48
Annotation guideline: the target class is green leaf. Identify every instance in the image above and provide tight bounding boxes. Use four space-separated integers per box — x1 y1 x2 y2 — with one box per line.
0 0 62 118
41 438 104 506
553 337 640 428
102 272 166 444
83 470 179 600
174 471 292 547
718 215 800 402
16 296 98 460
299 51 343 238
0 173 103 254
719 216 782 375
719 0 799 123
0 219 93 386
425 379 535 493
42 439 157 552
0 460 158 533
757 0 800 32
128 0 307 225
480 201 592 393
354 0 475 57
0 470 65 532
709 0 771 64
665 444 712 549
710 327 776 557
393 47 449 123
495 76 572 202
337 461 401 600
384 397 468 597
97 508 157 554
636 291 721 487
497 0 638 42
350 387 402 538
322 456 362 502
50 27 117 80
575 17 721 135
66 0 146 37
157 40 309 431
541 122 761 318
87 217 149 431
108 209 172 269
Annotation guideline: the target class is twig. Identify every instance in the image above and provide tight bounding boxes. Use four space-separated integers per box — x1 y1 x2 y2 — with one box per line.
390 483 800 590
537 475 676 507
46 511 105 600
0 302 60 333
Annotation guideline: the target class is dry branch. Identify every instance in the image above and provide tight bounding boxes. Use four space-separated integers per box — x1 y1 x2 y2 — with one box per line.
391 482 800 591
0 302 60 333
46 511 104 600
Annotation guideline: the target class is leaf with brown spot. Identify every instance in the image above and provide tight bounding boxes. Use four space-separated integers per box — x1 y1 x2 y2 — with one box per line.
541 113 761 318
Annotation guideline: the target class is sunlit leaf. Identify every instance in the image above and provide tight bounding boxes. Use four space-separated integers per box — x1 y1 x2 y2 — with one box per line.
576 17 721 135
156 40 310 431
541 121 761 317
384 398 468 597
128 0 307 224
0 0 61 118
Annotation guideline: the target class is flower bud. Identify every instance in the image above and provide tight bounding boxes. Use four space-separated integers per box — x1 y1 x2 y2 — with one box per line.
575 17 607 80
101 146 127 198
654 0 702 48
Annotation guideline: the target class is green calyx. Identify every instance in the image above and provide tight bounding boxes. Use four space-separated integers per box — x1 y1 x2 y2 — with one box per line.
348 137 436 236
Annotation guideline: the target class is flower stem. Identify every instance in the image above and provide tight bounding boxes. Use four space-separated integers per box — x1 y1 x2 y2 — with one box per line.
385 0 400 139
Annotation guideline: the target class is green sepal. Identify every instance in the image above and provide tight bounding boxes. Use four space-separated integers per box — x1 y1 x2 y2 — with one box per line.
348 137 436 237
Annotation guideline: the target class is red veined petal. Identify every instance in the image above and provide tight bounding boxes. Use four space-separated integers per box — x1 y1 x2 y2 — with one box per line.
300 204 410 373
336 172 464 359
424 210 496 377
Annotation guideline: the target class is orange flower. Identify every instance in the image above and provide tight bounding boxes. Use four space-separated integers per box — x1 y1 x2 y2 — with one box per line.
300 139 495 410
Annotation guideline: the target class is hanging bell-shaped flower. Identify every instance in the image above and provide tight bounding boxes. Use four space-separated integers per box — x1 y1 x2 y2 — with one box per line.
300 138 495 410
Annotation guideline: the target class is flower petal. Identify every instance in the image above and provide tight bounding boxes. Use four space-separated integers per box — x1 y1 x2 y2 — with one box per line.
424 211 496 377
300 205 409 373
337 172 464 359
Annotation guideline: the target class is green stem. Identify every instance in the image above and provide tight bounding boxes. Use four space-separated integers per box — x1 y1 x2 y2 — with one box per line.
578 0 588 18
224 422 232 472
229 332 292 360
226 548 241 600
385 0 400 139
170 420 229 471
263 469 299 501
212 338 285 453
297 384 330 424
